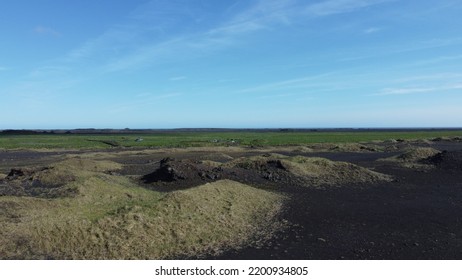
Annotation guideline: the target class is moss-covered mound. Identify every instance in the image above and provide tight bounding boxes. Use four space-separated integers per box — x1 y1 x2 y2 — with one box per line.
396 147 441 162
379 147 441 169
226 154 392 187
0 171 285 259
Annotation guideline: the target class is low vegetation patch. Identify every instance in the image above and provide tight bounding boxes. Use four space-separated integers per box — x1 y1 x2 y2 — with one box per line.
307 143 381 152
225 154 392 187
0 167 77 198
0 155 286 259
397 147 441 162
283 156 392 185
1 130 462 149
379 147 441 169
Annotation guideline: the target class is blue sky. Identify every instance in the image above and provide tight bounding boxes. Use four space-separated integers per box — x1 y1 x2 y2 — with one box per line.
1 0 461 129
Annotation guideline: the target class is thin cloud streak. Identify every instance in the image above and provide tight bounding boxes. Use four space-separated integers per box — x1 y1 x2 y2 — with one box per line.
339 37 462 62
105 0 298 73
237 73 335 93
305 0 393 16
223 0 296 28
25 0 400 76
169 76 187 81
393 73 462 83
33 26 61 37
409 55 462 66
372 84 462 96
364 27 381 34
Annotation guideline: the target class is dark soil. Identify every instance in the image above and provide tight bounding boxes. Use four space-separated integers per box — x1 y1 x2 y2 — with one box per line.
424 150 462 171
139 156 298 191
0 167 77 198
141 157 225 188
214 148 462 260
215 169 462 259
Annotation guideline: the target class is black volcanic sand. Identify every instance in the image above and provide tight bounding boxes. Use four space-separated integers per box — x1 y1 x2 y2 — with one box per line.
217 166 462 259
214 148 462 260
1 140 462 259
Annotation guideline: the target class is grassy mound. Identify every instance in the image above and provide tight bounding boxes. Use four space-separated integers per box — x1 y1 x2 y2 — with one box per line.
198 153 234 162
0 162 286 260
0 167 77 198
328 143 379 152
149 180 286 258
226 154 392 187
58 157 123 173
283 156 392 186
396 147 441 162
302 143 380 152
379 147 440 169
224 153 286 170
0 157 123 199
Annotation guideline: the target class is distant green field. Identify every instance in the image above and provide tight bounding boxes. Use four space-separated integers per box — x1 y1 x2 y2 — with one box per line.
0 130 461 150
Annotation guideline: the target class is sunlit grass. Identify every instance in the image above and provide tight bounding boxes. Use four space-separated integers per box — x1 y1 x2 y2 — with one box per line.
0 157 286 259
1 130 461 150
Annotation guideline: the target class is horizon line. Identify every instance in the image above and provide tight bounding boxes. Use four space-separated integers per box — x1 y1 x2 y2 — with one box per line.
2 127 462 131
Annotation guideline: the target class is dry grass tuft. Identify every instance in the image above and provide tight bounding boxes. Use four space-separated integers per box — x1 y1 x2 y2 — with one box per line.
0 167 286 259
282 156 392 185
305 143 380 152
200 160 223 168
57 157 122 173
396 147 441 162
379 147 440 169
226 154 392 186
291 146 314 153
198 153 234 162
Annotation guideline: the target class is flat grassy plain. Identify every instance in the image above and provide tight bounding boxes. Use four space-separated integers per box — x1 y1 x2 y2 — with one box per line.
1 130 462 149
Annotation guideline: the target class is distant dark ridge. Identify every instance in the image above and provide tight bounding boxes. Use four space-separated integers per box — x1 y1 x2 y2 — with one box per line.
1 128 462 135
0 129 42 135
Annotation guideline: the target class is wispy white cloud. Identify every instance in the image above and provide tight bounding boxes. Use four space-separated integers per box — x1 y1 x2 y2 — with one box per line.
33 26 61 37
4 82 59 109
200 0 298 34
101 0 299 73
218 0 296 33
0 66 7 71
28 66 71 78
254 92 316 104
102 37 185 73
393 72 462 83
207 20 266 36
237 73 335 93
372 84 462 96
339 37 462 62
169 76 187 81
134 93 148 98
3 64 79 107
305 0 392 16
364 27 381 34
409 55 462 66
25 0 396 77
